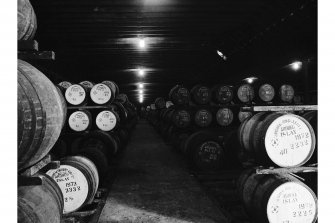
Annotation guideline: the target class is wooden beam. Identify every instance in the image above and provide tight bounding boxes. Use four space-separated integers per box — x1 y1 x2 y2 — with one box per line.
18 40 39 51
241 105 317 112
18 51 55 61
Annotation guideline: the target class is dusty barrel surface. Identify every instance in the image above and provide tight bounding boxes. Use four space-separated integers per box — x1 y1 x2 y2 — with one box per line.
182 131 225 170
190 84 211 105
18 0 37 40
172 109 191 128
216 108 233 126
18 173 63 223
279 84 295 102
68 110 92 132
155 97 166 109
194 108 213 127
237 84 255 103
238 111 253 123
169 85 190 105
65 84 88 106
211 84 234 104
237 169 318 223
258 83 275 102
18 60 66 170
47 156 99 214
238 112 316 167
102 80 119 96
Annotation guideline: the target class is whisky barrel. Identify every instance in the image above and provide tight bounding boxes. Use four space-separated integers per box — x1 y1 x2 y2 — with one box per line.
155 97 166 109
47 156 99 214
171 109 191 128
211 84 234 104
18 60 66 170
237 84 255 103
102 80 119 96
182 131 225 170
95 110 120 131
238 112 316 167
79 81 95 89
190 85 211 105
238 111 253 123
68 110 92 132
279 84 295 102
115 93 129 104
57 81 72 94
18 0 37 40
56 87 67 128
258 83 275 102
166 101 174 108
194 109 213 127
237 169 318 223
90 83 114 105
65 84 89 106
216 108 234 126
18 173 63 223
169 85 190 105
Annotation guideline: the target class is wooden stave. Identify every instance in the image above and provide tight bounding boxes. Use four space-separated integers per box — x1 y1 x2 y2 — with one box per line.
18 0 37 40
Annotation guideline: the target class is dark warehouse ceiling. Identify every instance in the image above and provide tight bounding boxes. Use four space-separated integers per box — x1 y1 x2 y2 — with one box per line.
29 0 317 105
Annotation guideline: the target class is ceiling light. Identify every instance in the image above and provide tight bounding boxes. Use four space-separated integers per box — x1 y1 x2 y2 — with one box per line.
290 61 302 71
138 83 144 89
138 68 145 77
139 90 143 94
139 39 146 49
217 50 227 60
139 97 143 103
244 77 258 84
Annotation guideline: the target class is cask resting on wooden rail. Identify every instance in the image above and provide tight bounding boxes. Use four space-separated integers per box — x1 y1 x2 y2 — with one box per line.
169 85 190 105
237 169 318 223
18 60 66 170
47 156 99 214
68 110 92 132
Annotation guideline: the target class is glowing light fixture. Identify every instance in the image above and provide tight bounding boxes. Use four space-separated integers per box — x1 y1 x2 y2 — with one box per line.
217 50 227 60
244 77 258 84
138 38 146 49
138 68 145 77
139 90 143 94
139 97 143 103
138 83 144 89
290 61 302 71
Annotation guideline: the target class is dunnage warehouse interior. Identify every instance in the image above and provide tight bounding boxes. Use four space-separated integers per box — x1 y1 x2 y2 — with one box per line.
17 0 318 223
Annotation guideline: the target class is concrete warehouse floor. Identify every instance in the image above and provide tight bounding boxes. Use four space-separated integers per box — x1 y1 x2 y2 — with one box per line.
98 120 229 223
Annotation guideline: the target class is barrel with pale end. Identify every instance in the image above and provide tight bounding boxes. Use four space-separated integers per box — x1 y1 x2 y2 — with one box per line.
211 84 234 104
237 84 255 103
90 83 113 105
237 169 318 223
18 0 37 40
279 84 295 102
238 112 316 167
258 83 275 102
65 84 88 106
216 108 234 126
102 80 119 96
95 110 120 131
190 84 211 105
18 60 66 170
68 110 92 132
169 85 190 105
194 109 213 127
172 109 191 128
58 81 72 94
47 156 99 214
18 173 64 223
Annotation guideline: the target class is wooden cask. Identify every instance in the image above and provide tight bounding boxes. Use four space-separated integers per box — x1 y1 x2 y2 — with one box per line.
65 84 88 106
211 84 234 104
171 109 191 128
279 84 295 103
57 81 72 94
90 83 114 105
237 84 255 103
238 112 316 167
238 111 253 123
68 110 92 132
18 60 66 170
216 108 233 126
18 173 63 223
155 97 166 109
194 108 213 127
258 83 275 102
79 81 95 89
102 80 119 96
190 84 211 105
237 169 318 223
18 0 37 40
95 110 120 131
47 156 99 214
182 131 225 170
169 85 190 105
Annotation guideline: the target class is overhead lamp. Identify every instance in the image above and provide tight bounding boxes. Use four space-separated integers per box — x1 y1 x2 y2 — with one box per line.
217 50 227 60
138 38 146 49
290 61 302 71
138 68 145 77
139 97 143 103
139 90 143 94
244 77 258 84
138 83 144 89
